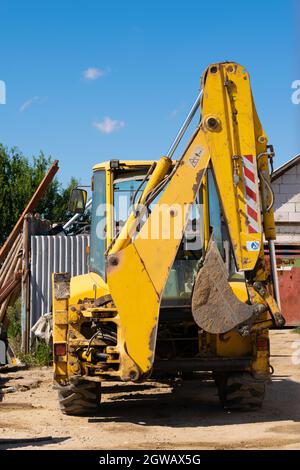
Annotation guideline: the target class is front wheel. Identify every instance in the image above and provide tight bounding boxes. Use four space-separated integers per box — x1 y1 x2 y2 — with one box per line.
214 372 266 411
56 380 101 416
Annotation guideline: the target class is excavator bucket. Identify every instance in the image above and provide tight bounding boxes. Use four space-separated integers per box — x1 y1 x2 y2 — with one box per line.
191 240 255 334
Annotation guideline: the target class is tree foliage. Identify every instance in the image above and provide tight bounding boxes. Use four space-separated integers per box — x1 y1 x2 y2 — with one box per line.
0 144 77 245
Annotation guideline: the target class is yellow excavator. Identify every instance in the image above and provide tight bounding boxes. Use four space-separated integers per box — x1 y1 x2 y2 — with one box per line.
52 62 285 415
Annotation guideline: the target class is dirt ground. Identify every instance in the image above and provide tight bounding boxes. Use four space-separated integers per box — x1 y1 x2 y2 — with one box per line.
0 329 300 450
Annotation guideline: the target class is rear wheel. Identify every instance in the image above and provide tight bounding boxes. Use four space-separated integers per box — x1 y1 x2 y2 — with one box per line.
56 380 101 416
214 372 265 410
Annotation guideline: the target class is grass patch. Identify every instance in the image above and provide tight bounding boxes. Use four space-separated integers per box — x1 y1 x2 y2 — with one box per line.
7 298 22 341
292 327 300 335
7 298 52 367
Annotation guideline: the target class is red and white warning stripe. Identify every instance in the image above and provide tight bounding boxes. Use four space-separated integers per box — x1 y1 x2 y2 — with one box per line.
243 154 260 234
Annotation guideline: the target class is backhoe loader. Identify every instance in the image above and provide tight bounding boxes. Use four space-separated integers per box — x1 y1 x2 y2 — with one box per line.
52 62 285 415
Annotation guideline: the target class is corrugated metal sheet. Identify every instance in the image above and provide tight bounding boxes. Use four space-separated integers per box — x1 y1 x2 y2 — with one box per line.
30 235 90 328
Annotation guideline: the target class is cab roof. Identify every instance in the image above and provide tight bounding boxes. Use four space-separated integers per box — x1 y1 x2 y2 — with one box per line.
93 160 156 171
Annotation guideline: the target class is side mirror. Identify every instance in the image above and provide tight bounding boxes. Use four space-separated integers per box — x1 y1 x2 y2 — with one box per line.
68 188 87 214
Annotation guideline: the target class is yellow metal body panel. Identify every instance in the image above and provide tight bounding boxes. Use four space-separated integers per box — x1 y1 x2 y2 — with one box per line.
52 273 69 380
107 243 160 373
229 281 248 302
216 332 252 358
70 272 109 304
201 63 263 270
202 173 210 250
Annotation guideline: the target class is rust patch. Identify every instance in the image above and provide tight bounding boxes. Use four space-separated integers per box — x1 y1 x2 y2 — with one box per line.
53 272 70 300
94 294 113 307
192 169 205 196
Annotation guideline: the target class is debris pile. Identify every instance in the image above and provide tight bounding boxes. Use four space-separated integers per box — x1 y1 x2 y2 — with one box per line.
0 363 42 401
0 363 28 400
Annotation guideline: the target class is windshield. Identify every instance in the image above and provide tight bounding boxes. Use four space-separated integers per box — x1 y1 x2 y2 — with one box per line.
113 174 204 305
89 166 238 297
113 176 144 236
90 170 106 277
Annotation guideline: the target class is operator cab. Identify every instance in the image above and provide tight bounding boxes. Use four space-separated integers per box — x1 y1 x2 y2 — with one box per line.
71 159 237 309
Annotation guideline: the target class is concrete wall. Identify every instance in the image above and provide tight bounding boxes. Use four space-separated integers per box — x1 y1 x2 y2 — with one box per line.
272 162 300 242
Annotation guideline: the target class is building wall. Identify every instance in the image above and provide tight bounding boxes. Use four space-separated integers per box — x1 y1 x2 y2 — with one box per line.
271 162 300 242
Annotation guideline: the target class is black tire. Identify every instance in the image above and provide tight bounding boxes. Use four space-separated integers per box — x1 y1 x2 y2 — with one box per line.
56 380 101 416
214 372 265 411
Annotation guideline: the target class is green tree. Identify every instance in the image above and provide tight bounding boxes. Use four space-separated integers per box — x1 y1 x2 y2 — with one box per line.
0 145 77 245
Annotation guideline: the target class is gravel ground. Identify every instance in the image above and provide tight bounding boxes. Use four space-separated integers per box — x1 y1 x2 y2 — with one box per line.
0 329 299 450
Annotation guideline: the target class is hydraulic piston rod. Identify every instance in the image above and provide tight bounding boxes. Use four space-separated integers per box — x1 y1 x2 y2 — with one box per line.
166 90 202 158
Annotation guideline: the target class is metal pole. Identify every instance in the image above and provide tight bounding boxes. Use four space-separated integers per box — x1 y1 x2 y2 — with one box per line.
63 199 92 230
166 90 202 158
268 239 281 309
21 214 30 354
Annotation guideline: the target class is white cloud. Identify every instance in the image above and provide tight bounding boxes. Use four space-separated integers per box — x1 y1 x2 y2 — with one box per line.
169 102 187 119
93 117 125 134
19 96 46 113
169 108 180 118
83 67 110 81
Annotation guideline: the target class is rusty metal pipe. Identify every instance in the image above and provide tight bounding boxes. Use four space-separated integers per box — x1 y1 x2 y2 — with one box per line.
268 240 281 309
0 160 59 264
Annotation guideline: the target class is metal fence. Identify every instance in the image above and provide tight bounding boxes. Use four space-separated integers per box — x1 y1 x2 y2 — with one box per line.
30 235 90 328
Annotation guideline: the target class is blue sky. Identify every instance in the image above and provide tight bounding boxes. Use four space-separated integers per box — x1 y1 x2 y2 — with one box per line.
0 0 298 187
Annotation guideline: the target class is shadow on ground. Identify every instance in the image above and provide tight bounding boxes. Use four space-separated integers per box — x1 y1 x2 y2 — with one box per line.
0 437 70 450
88 374 300 428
